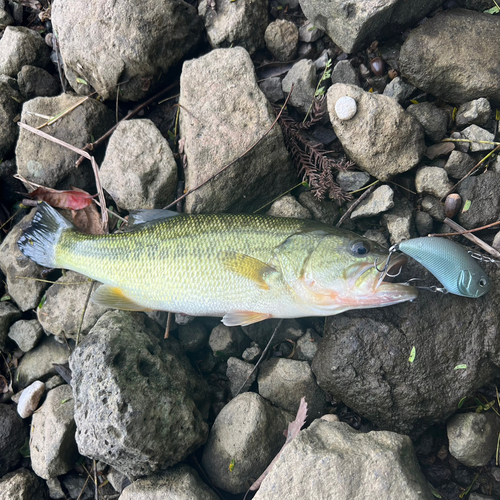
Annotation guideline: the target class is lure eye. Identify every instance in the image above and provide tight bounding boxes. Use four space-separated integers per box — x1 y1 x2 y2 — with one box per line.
351 241 370 256
479 278 487 287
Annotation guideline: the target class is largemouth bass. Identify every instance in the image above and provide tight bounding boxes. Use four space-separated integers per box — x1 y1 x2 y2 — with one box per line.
17 203 417 326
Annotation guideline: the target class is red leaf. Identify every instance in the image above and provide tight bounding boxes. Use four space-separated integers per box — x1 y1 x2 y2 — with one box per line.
247 397 308 493
26 187 96 210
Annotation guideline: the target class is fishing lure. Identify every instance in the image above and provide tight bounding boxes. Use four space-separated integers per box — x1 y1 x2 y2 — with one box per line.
393 237 491 298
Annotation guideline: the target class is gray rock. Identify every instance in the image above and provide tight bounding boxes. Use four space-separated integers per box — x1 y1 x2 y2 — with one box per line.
209 324 250 359
226 357 256 396
242 343 262 363
52 0 202 101
295 329 321 362
0 404 28 477
120 464 218 500
8 0 22 24
450 131 470 153
406 102 449 143
383 77 415 104
336 171 370 192
17 380 45 418
100 119 178 210
447 412 500 467
264 19 298 62
61 475 93 500
299 0 441 54
0 6 13 26
174 313 195 326
493 155 500 174
350 185 394 220
421 195 446 222
298 22 322 43
327 84 425 181
298 191 340 225
0 81 21 159
461 124 495 152
254 419 433 500
282 59 317 114
180 48 295 214
468 494 495 500
16 94 114 189
70 310 209 478
45 477 66 500
415 211 433 236
14 336 71 390
106 467 131 493
259 77 284 103
241 319 304 347
331 60 359 87
0 468 48 500
364 229 389 248
382 198 415 245
456 98 491 127
0 212 47 312
314 49 332 70
458 171 500 229
199 0 267 55
17 66 59 99
0 302 21 348
201 392 290 494
312 261 500 435
493 231 500 252
415 167 452 199
36 272 108 341
266 195 312 219
0 26 50 76
8 319 44 352
177 321 208 352
400 9 500 104
45 375 65 391
30 384 78 479
258 358 326 421
444 151 475 180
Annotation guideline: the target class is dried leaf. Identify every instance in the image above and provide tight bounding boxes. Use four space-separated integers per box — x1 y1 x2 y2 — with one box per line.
71 203 105 235
248 397 308 492
26 186 96 210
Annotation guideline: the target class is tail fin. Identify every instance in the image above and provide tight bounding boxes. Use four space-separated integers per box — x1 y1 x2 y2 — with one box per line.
17 202 75 268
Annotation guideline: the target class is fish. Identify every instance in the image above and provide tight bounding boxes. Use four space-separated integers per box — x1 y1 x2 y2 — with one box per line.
17 202 418 326
396 237 491 298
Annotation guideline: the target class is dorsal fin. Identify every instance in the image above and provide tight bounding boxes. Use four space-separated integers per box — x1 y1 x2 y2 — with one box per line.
123 209 180 232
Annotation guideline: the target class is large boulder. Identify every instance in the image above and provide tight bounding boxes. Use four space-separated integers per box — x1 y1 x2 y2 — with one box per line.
15 94 114 189
70 310 209 478
254 419 433 499
400 9 500 105
327 84 425 181
51 0 202 101
298 0 441 54
100 119 178 210
179 47 296 213
312 261 500 435
0 468 48 500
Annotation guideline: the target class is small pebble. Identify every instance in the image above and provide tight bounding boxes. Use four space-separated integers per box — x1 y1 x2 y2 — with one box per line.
335 96 357 120
17 380 45 418
321 414 340 422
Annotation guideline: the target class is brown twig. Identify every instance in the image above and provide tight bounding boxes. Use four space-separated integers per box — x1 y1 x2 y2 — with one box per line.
164 312 172 339
430 220 500 238
443 218 500 260
75 82 179 166
336 182 379 227
164 87 295 210
17 122 108 231
441 144 500 201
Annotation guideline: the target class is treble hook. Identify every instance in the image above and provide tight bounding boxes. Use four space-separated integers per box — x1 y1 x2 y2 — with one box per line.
375 244 400 274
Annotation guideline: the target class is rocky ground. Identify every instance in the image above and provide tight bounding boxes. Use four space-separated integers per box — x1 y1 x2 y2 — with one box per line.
0 0 500 499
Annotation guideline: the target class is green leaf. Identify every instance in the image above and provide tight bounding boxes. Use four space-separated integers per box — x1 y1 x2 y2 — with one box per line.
60 398 72 404
429 484 442 499
410 99 419 104
38 295 46 310
454 364 467 370
462 199 471 212
302 181 310 189
458 396 467 409
76 77 88 85
452 107 457 122
229 459 235 471
408 346 416 363
20 438 30 458
0 295 10 302
496 109 500 121
484 5 500 13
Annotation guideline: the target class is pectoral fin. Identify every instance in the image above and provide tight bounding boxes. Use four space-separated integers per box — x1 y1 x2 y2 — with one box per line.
222 252 277 290
92 285 150 311
222 311 272 327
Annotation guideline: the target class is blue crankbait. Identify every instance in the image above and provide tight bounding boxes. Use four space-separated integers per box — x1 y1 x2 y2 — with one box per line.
392 237 491 298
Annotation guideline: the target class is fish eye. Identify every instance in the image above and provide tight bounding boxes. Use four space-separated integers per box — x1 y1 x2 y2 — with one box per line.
351 241 370 256
479 278 487 287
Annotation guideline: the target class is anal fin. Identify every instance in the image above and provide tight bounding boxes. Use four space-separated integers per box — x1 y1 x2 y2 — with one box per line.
92 285 150 312
222 311 272 327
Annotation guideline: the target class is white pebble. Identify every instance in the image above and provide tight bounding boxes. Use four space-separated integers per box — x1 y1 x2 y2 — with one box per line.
17 380 45 418
335 96 357 120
